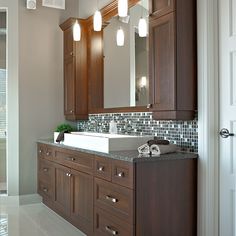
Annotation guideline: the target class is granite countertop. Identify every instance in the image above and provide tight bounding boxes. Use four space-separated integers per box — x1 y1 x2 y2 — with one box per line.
37 139 198 163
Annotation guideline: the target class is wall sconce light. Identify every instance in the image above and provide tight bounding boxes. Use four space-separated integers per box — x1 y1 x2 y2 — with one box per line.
140 76 147 87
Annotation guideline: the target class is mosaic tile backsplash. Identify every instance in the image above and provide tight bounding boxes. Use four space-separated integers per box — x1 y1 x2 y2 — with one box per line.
77 112 198 153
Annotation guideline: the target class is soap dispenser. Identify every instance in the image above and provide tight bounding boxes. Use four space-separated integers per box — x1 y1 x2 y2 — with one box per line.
109 120 117 134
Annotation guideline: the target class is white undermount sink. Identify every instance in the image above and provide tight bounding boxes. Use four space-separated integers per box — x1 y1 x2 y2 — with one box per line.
54 132 152 153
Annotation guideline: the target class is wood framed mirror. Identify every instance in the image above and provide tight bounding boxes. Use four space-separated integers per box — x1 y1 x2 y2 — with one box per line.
87 0 149 114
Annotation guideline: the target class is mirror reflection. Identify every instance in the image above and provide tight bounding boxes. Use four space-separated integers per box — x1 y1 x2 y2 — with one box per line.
103 1 149 109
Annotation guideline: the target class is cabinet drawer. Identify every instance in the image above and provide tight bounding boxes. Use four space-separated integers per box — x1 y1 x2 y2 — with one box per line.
38 159 54 183
94 178 134 224
112 160 134 189
38 144 54 160
38 180 54 201
54 148 94 174
94 207 133 236
94 156 112 181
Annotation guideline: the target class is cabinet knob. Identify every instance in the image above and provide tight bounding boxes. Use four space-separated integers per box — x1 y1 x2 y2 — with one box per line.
46 152 50 156
70 52 74 56
105 226 118 235
66 173 72 177
43 168 48 172
106 195 118 203
147 104 153 109
39 149 42 154
98 166 104 172
117 172 124 178
70 110 74 114
43 188 48 193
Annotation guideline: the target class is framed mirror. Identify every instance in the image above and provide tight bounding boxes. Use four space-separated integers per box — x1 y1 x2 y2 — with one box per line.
103 1 149 109
88 0 149 113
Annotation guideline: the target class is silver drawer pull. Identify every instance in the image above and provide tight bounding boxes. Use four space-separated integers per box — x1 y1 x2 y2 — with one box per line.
117 172 124 178
46 152 50 156
106 195 118 203
67 157 75 161
98 166 104 172
39 149 42 154
43 188 48 193
66 173 72 177
43 168 48 172
105 226 118 235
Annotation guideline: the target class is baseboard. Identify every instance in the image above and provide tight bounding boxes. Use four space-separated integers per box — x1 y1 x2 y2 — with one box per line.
19 194 42 205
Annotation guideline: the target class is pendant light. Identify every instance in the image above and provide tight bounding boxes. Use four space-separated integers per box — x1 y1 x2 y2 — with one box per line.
93 11 102 31
73 1 81 41
138 17 147 37
118 0 128 17
73 20 81 41
138 0 147 37
93 0 102 31
116 27 125 46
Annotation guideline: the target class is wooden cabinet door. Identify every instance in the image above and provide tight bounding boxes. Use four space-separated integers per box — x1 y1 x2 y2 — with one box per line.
70 169 93 235
149 13 176 112
150 0 175 18
54 163 71 217
64 27 75 60
64 56 75 116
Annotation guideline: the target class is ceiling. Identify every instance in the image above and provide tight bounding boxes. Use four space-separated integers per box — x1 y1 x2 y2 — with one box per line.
78 0 113 19
78 0 149 19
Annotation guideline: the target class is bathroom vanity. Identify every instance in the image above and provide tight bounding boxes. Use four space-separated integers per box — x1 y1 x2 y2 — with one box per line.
37 140 197 236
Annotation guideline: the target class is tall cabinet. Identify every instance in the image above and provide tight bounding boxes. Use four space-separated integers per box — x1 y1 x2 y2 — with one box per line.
60 18 88 121
149 0 197 120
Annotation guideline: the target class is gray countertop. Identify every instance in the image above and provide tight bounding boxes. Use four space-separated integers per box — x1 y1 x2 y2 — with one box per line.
37 139 198 163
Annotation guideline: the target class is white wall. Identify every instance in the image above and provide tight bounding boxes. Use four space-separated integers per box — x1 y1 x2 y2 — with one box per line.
79 0 112 19
18 0 78 195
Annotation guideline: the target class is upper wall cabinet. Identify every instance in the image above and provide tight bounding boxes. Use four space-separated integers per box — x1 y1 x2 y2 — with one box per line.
60 18 88 121
149 0 197 120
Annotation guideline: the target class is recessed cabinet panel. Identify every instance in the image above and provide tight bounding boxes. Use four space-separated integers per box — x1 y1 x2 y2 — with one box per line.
150 13 175 111
64 56 75 116
70 169 93 234
150 0 175 18
64 28 74 59
54 164 71 217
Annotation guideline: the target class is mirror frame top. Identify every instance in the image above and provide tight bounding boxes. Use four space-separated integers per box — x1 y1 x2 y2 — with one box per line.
86 0 149 114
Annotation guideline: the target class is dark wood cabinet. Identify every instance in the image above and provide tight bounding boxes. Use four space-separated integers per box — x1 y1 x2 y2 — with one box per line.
70 169 93 235
60 18 88 121
54 163 71 217
149 13 175 112
149 0 197 120
38 142 197 236
149 0 175 18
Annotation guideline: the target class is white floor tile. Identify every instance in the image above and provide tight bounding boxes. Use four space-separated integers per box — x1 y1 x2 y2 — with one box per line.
0 199 86 236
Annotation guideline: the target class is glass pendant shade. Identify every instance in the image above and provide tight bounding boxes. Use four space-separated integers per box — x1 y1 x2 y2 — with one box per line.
118 0 128 17
116 28 125 46
138 17 147 37
73 20 81 41
93 10 102 31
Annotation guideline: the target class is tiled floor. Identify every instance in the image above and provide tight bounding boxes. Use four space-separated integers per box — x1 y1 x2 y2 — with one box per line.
0 197 86 236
